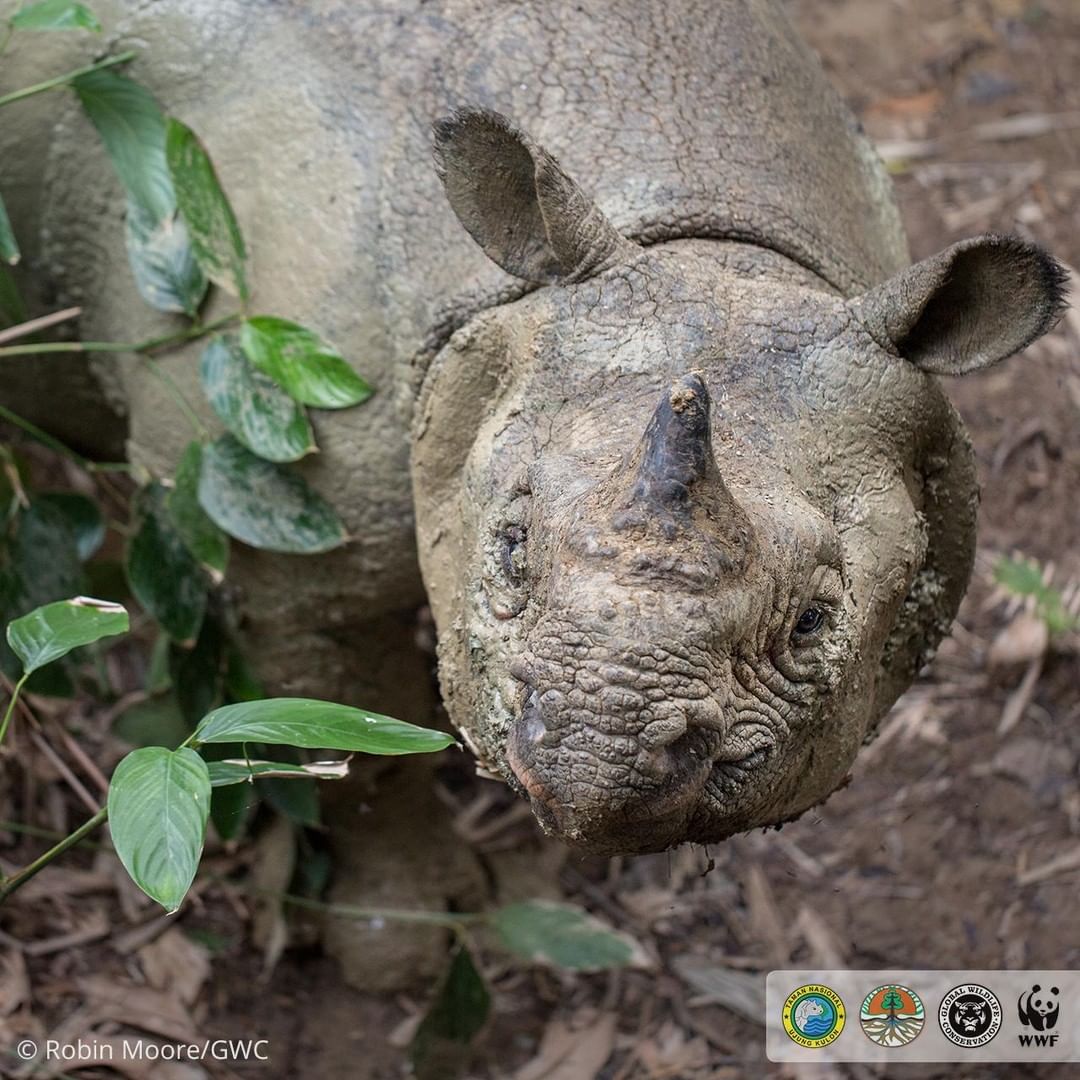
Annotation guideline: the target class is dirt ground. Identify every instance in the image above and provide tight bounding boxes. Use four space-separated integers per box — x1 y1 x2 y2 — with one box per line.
3 0 1080 1078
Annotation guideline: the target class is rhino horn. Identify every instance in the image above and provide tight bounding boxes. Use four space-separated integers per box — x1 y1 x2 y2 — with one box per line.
629 373 717 511
616 372 749 541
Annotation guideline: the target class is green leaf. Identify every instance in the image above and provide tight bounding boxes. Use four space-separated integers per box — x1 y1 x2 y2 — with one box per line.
112 692 190 750
0 500 84 691
207 758 349 786
107 746 210 913
491 900 649 971
165 117 247 300
72 69 174 222
197 436 347 554
994 556 1045 597
11 0 101 31
0 192 19 266
240 318 372 410
36 492 105 561
410 946 490 1080
194 698 456 755
200 335 316 463
7 596 128 675
126 200 207 316
126 484 207 645
166 442 229 580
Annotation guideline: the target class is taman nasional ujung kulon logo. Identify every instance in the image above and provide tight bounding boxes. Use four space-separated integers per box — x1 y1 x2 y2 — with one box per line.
782 984 846 1048
859 984 925 1047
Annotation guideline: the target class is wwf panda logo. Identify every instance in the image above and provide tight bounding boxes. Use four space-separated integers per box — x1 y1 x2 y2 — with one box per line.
1018 985 1060 1032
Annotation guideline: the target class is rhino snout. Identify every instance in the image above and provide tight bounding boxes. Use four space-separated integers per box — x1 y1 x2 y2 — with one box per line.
505 649 733 853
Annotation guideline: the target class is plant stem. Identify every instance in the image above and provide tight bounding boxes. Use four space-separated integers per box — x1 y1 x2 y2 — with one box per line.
0 306 81 346
0 806 107 903
0 50 136 109
276 889 484 931
0 311 239 359
0 671 27 748
0 819 106 849
0 403 132 473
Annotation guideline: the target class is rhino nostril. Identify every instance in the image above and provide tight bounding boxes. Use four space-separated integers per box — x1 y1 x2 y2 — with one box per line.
640 714 688 749
509 655 537 684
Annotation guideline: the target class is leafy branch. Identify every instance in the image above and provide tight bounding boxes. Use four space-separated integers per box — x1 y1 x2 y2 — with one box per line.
0 597 456 908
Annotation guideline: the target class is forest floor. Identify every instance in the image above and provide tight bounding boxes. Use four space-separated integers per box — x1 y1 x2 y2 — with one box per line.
3 0 1080 1078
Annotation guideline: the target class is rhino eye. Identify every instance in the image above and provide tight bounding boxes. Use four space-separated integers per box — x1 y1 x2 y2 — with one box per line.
499 525 528 587
792 606 825 639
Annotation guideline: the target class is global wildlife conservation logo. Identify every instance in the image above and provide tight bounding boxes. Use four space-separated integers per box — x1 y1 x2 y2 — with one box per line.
938 984 1002 1048
859 984 925 1047
782 984 846 1048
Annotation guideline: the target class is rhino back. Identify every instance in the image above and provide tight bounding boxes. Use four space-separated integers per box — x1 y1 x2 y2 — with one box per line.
17 0 905 632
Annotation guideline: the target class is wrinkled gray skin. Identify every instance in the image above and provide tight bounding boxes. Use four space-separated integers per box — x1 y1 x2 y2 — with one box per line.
5 0 1065 856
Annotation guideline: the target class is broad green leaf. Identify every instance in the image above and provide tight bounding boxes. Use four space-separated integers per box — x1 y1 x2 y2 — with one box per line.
107 746 210 913
126 200 207 316
126 484 207 645
112 692 190 750
207 758 349 786
194 697 456 755
11 0 101 30
72 69 173 222
200 335 316 463
7 596 128 675
0 192 19 266
197 436 347 554
165 117 247 300
1 501 86 691
410 946 490 1080
491 900 649 971
166 442 228 580
37 492 105 561
240 317 372 410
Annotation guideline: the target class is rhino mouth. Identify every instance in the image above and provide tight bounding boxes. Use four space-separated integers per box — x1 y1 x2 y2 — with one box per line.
504 671 759 853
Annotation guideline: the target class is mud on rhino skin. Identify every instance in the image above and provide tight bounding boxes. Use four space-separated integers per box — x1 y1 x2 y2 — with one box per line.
9 0 1066 856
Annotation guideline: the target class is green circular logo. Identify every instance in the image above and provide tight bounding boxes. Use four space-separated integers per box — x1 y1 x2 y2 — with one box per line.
782 984 846 1047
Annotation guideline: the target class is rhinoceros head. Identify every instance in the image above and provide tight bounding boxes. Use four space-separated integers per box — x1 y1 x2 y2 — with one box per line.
415 109 1065 855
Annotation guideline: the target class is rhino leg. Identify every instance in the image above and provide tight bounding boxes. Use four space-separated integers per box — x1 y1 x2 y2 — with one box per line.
270 610 485 992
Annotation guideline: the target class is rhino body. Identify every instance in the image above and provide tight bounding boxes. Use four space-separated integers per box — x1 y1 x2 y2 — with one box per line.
4 0 1064 854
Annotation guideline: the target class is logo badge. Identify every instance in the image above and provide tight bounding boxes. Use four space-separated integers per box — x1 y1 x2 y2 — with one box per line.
859 984 926 1047
782 984 846 1048
1017 983 1061 1047
939 984 1002 1047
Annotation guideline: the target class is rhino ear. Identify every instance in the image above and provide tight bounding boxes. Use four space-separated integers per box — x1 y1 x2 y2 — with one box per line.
433 107 633 284
851 234 1067 375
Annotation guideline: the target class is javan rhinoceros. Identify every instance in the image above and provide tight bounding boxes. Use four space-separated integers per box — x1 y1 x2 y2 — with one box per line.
4 0 1065 862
